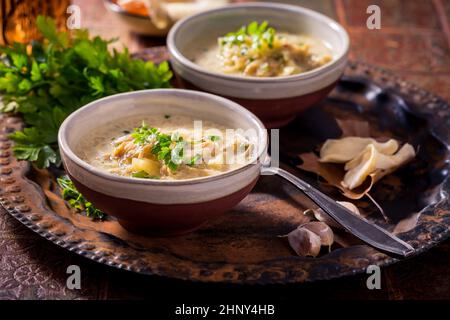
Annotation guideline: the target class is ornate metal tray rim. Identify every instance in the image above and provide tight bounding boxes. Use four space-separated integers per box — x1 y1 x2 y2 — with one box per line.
0 60 449 284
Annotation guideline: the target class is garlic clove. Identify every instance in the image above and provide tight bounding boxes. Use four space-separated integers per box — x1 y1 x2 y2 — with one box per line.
309 201 361 229
302 221 334 246
336 201 361 216
310 208 341 228
287 228 321 257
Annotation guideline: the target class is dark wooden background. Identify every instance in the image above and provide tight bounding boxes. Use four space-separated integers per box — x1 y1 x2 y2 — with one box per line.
0 0 449 300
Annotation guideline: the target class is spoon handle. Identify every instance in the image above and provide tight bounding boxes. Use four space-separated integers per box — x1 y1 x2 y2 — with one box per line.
261 167 415 257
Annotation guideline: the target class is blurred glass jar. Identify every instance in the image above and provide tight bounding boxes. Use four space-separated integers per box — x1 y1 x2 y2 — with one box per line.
0 0 70 45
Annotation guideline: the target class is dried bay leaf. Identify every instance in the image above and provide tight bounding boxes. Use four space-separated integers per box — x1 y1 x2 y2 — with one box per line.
393 212 421 234
336 119 371 137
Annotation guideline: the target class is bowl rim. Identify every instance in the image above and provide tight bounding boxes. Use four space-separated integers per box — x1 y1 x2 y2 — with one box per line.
58 89 268 187
167 2 350 84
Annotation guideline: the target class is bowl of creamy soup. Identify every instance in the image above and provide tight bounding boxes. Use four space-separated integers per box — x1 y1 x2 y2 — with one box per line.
167 2 349 128
58 89 267 235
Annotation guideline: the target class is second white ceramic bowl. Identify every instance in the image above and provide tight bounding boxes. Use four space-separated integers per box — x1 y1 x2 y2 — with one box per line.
167 2 350 128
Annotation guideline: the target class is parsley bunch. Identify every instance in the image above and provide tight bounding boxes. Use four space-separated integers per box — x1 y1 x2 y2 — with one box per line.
57 176 105 220
0 16 172 168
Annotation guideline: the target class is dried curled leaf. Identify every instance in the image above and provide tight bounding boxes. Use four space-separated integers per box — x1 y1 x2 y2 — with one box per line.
342 144 378 189
299 140 415 198
336 119 371 137
298 152 374 199
342 143 415 189
393 211 421 234
320 137 399 163
298 116 416 203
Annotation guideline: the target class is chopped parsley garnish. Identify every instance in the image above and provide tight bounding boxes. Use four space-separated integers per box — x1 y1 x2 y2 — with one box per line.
131 122 158 145
188 154 201 166
57 176 105 220
132 122 184 171
0 15 172 169
220 21 276 51
208 135 221 142
132 170 159 179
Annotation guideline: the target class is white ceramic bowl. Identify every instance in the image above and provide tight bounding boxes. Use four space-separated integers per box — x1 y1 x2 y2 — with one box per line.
167 2 350 128
103 0 171 36
58 89 268 235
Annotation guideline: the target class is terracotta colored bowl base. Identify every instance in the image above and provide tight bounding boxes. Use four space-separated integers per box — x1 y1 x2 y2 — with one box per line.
177 76 338 128
69 175 259 236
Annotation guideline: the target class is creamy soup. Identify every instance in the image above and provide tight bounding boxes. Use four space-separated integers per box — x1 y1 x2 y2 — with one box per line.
189 21 333 77
77 114 255 180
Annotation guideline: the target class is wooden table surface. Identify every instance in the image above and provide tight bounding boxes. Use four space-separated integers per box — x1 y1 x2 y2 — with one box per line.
0 0 449 300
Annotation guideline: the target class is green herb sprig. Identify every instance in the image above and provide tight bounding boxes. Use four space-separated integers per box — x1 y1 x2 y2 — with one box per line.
220 21 276 50
0 16 172 168
57 176 105 220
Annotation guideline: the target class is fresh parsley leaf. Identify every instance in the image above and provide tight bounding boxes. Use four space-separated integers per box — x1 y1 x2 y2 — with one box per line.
132 170 159 179
12 144 41 162
208 135 220 142
11 52 28 69
35 145 60 168
9 127 61 167
30 61 42 81
131 122 157 145
188 154 201 166
36 16 57 42
132 123 186 171
220 21 276 51
0 15 173 169
167 160 178 171
57 176 105 220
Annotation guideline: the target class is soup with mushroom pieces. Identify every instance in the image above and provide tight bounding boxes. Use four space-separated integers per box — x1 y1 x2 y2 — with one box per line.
77 114 256 180
190 21 333 77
